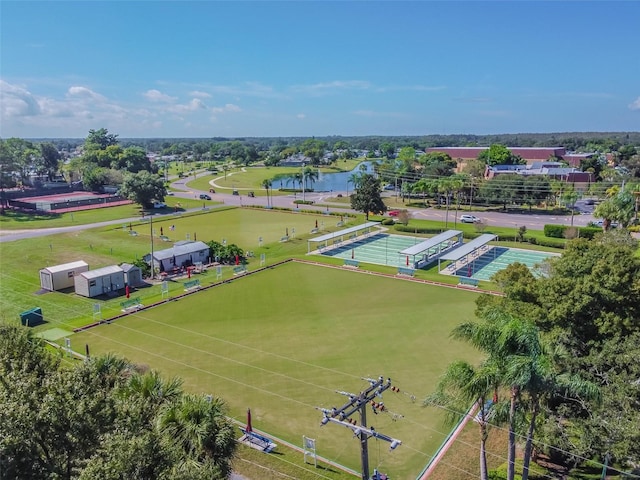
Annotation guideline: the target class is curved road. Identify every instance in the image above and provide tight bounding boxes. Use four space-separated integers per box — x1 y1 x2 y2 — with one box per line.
0 171 595 242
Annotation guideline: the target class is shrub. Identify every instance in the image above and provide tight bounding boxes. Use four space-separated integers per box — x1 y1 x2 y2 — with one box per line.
544 224 565 238
380 218 395 226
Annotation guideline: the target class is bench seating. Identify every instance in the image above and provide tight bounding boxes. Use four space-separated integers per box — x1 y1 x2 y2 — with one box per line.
129 230 138 236
458 277 479 288
121 297 142 312
159 235 171 242
310 228 319 234
343 259 359 268
397 267 415 277
183 279 201 292
233 266 247 276
280 236 289 242
238 428 277 453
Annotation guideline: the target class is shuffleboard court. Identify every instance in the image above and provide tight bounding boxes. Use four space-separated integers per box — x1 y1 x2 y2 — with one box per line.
316 233 424 267
453 247 557 281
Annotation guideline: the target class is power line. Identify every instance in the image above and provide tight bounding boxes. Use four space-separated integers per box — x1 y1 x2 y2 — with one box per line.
2 274 635 478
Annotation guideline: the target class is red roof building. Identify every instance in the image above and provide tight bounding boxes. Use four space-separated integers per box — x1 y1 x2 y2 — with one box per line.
425 147 567 164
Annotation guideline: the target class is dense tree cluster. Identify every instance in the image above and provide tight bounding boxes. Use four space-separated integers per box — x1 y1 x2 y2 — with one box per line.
0 325 237 480
428 232 640 479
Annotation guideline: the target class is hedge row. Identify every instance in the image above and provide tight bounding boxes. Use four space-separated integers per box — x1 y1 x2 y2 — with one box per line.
544 224 602 240
393 224 483 239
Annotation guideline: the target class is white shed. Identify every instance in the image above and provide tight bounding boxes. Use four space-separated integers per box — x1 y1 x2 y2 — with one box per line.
74 265 125 298
39 260 89 291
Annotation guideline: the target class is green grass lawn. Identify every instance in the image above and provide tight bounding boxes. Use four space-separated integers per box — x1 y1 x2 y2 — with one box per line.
0 208 358 325
0 205 575 479
67 261 482 480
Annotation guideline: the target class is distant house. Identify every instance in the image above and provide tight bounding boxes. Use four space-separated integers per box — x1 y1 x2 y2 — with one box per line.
39 260 89 291
426 147 567 165
143 240 210 273
74 265 125 298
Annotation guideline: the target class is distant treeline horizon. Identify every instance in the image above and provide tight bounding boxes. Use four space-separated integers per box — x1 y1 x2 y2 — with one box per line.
21 131 640 153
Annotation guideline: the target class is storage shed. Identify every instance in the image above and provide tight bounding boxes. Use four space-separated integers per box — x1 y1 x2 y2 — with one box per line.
144 241 210 273
74 265 125 298
39 260 89 291
121 263 144 287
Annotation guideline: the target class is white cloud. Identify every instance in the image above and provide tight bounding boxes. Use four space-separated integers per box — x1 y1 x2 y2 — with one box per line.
67 85 107 102
296 113 306 119
211 103 241 114
168 98 207 114
0 80 42 117
143 89 177 102
629 97 640 111
189 90 212 99
291 80 371 95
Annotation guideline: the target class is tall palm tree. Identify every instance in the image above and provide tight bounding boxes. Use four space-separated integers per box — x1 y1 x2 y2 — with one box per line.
425 360 500 480
452 309 540 480
303 166 318 190
261 178 272 208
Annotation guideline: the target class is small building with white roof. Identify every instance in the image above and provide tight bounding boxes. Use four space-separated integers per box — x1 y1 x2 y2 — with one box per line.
74 265 125 298
39 260 89 291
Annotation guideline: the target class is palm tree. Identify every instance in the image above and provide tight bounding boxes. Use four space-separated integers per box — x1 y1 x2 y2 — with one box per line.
261 178 272 208
347 172 363 195
452 309 540 480
438 177 464 228
156 394 237 477
425 360 499 480
303 166 318 190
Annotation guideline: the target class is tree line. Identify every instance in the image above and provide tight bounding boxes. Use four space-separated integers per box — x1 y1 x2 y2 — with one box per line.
426 231 640 479
0 325 237 480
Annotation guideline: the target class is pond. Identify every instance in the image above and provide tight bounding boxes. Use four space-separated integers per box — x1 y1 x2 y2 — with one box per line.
274 161 376 193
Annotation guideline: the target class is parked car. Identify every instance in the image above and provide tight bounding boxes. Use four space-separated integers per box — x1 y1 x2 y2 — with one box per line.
232 190 239 196
388 210 400 217
248 191 255 197
460 214 481 224
209 188 215 193
152 201 167 209
199 194 211 200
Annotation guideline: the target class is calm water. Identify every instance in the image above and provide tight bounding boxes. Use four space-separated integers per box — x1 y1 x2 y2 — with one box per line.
275 161 375 192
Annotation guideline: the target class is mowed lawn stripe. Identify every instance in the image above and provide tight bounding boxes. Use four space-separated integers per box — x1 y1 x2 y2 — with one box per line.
72 262 481 479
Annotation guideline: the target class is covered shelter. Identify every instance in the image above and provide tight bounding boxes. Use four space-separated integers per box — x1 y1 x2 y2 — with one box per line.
74 265 125 298
39 260 89 291
398 230 462 269
144 240 210 273
307 222 380 253
438 234 497 277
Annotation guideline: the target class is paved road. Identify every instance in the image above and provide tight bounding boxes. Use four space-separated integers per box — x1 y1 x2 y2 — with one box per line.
0 171 595 242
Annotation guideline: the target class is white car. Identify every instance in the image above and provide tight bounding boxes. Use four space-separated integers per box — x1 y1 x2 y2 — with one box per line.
460 214 481 224
152 201 167 209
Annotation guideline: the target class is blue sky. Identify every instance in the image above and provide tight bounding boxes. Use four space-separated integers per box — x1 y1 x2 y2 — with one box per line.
1 1 639 138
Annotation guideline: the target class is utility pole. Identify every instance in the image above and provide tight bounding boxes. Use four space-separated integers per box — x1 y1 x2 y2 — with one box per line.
318 376 402 480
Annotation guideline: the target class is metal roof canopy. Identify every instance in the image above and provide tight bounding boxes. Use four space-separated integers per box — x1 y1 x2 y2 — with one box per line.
440 234 497 261
80 265 123 279
42 260 88 274
151 241 210 261
400 230 462 256
309 222 379 243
